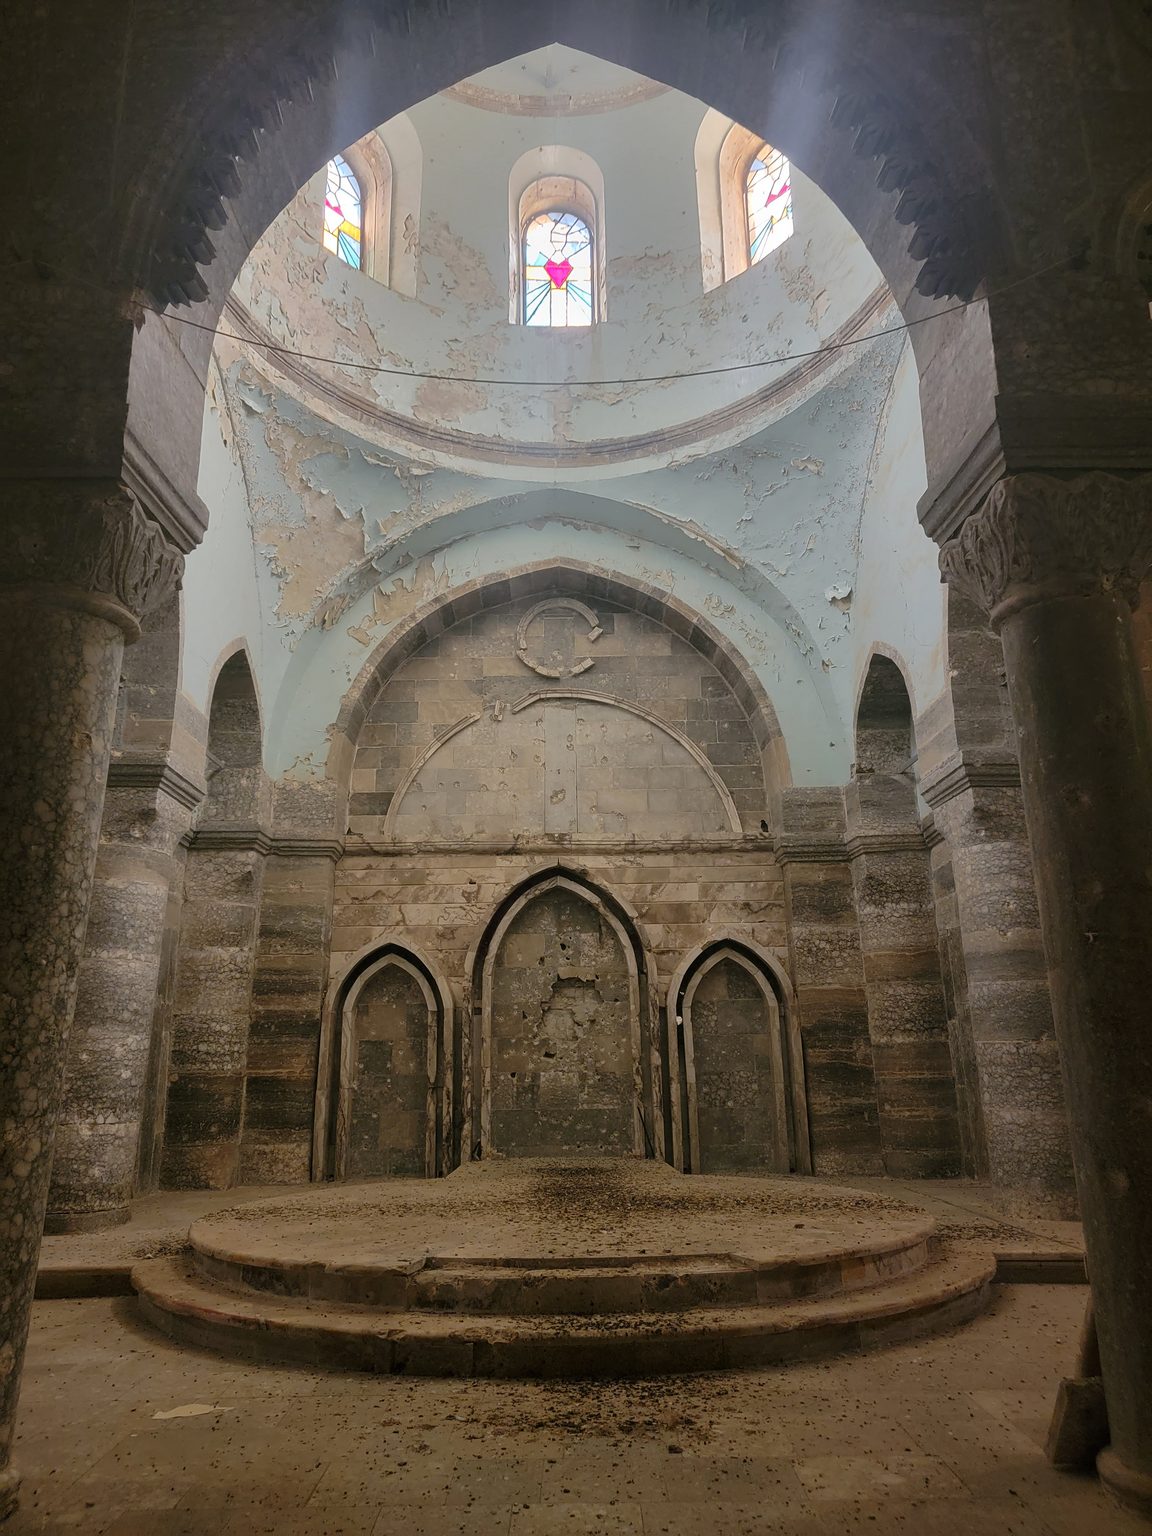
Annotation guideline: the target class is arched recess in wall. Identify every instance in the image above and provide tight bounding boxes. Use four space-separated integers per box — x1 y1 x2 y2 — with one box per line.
508 146 607 323
463 867 663 1166
382 689 743 845
666 938 809 1175
313 939 454 1181
161 644 265 1192
854 649 916 782
331 560 790 830
695 112 795 291
202 647 264 824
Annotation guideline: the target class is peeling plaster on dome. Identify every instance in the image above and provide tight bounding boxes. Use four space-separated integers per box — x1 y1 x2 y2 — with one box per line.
186 47 944 789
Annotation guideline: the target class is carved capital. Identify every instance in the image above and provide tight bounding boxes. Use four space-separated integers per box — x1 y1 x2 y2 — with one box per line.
0 481 184 640
939 473 1152 626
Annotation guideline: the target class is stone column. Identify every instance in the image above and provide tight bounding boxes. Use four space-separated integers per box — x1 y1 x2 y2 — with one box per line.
922 755 1072 1188
44 765 202 1231
940 471 1152 1516
0 484 181 1518
918 589 1072 1191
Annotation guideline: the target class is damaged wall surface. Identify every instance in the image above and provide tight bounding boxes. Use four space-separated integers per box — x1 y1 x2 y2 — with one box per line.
92 45 1069 1207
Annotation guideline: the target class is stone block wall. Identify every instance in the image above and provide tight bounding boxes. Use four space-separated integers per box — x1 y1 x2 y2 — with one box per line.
347 593 767 841
161 844 265 1188
848 835 961 1177
135 855 186 1194
328 844 895 1177
778 790 885 1175
239 852 335 1184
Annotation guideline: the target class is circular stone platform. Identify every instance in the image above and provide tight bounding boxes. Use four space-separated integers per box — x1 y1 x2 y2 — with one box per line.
133 1159 995 1377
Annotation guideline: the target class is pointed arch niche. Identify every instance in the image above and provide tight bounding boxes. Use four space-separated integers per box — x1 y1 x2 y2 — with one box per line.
667 939 809 1175
313 941 454 1180
465 870 663 1164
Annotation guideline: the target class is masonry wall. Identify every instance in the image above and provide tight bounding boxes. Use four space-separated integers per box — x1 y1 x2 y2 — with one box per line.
347 593 767 841
489 886 635 1156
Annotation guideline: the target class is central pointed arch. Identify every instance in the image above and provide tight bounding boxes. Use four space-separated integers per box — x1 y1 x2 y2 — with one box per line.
463 865 663 1165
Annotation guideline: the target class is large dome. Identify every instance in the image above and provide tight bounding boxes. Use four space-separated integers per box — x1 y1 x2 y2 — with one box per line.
222 45 892 479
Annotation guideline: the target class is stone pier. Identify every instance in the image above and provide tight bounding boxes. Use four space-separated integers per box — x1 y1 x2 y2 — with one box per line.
940 471 1152 1517
0 486 181 1517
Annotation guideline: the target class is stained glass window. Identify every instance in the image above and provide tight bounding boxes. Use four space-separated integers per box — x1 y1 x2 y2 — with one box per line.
523 210 595 326
745 144 793 265
323 154 363 269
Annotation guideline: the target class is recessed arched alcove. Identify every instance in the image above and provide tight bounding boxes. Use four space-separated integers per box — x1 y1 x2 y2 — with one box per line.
855 651 915 781
161 645 267 1192
465 868 662 1164
335 568 783 841
667 938 809 1176
203 649 264 823
313 941 454 1181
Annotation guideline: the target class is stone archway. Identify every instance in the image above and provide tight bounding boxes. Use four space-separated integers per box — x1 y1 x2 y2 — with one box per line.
668 939 809 1176
314 941 454 1181
470 872 659 1162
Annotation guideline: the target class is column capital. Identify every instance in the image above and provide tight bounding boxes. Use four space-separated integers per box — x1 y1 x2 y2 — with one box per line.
939 472 1152 627
0 481 184 642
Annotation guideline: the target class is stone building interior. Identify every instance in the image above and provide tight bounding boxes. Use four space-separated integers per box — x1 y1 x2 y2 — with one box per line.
2 6 1152 1534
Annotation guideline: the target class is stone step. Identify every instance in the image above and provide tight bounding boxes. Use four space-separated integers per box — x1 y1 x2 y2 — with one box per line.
131 1248 995 1378
191 1228 936 1315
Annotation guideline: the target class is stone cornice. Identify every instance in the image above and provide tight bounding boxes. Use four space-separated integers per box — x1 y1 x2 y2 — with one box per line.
921 814 944 850
106 758 205 812
775 837 850 866
344 837 770 857
0 482 184 640
844 829 928 859
185 824 343 859
919 409 1152 547
920 753 1021 809
918 420 1006 546
777 828 929 863
272 836 345 860
939 472 1152 626
122 432 209 556
440 77 669 117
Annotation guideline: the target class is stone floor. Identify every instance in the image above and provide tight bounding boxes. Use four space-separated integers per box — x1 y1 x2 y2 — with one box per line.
36 1173 1084 1289
8 1285 1145 1535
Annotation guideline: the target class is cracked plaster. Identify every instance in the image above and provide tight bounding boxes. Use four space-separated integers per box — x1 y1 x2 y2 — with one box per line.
185 49 946 798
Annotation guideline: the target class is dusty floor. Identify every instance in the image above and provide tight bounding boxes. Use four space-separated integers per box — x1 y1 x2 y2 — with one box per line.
174 1160 943 1271
6 1286 1144 1535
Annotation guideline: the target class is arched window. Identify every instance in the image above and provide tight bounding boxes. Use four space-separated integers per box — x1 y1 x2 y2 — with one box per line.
510 160 604 327
523 208 595 326
694 116 796 289
745 143 793 265
323 153 363 270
